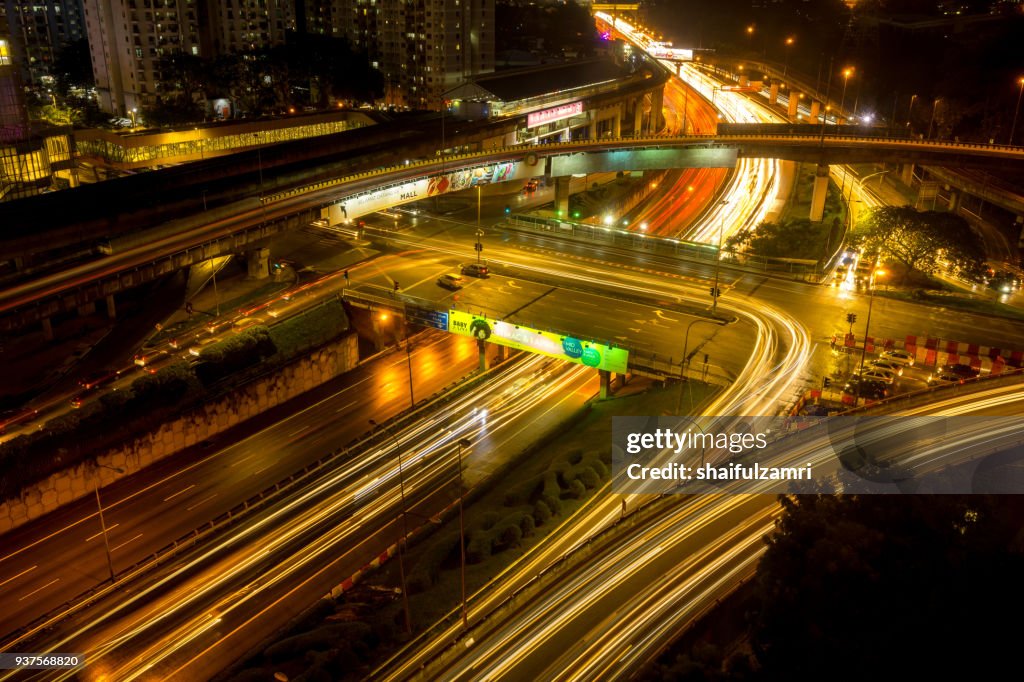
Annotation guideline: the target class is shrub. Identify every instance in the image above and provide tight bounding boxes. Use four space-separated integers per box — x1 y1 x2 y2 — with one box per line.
466 532 492 564
540 492 562 516
578 466 601 490
584 456 609 480
568 478 587 499
517 512 536 537
503 476 540 507
565 448 584 465
498 523 523 548
480 511 501 530
196 326 276 385
533 499 552 525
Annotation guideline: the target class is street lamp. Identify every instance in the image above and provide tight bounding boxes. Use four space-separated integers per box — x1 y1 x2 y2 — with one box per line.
476 184 482 227
1010 77 1024 146
94 464 125 584
783 36 795 77
711 199 729 316
839 67 854 119
927 98 942 140
454 436 472 629
856 256 885 383
129 107 137 128
676 318 720 413
368 419 412 636
907 94 918 129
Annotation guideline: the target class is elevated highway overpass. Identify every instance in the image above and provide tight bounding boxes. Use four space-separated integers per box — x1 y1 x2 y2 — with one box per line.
1 131 1021 334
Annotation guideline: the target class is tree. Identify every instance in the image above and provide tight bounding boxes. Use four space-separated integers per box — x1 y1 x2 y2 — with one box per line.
726 218 830 260
854 206 985 283
748 494 1024 679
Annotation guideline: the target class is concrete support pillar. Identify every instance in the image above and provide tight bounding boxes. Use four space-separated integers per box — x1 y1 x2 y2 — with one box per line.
41 317 53 341
599 369 612 400
650 88 664 133
900 163 915 186
13 256 24 271
613 104 622 138
809 100 821 124
810 163 830 222
769 82 780 105
588 115 597 140
495 344 508 362
947 190 961 213
105 294 116 320
738 73 749 88
478 339 489 372
633 98 643 135
77 301 96 317
787 93 799 118
553 175 571 218
247 247 270 280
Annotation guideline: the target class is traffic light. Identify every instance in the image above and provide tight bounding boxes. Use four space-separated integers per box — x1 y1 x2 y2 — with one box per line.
185 301 193 315
475 242 483 252
823 377 832 388
393 281 400 292
343 269 349 281
709 286 721 298
846 312 857 325
504 205 511 215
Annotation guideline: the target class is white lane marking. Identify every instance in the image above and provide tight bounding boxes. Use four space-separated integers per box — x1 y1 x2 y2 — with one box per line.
334 400 358 414
289 425 309 437
163 484 195 502
85 523 120 542
186 493 218 512
111 533 143 553
0 565 37 589
19 577 60 601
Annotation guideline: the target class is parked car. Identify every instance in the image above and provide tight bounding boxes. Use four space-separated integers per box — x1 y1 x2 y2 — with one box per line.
939 363 979 379
437 273 465 290
928 370 965 386
460 263 489 278
842 378 890 400
856 368 897 385
880 349 915 366
869 359 904 376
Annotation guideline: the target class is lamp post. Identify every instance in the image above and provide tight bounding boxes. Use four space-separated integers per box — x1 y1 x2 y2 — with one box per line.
476 184 482 227
711 200 729 316
676 318 719 413
129 107 137 128
94 464 125 584
927 98 941 140
907 94 918 130
856 257 884 382
839 67 854 120
1010 77 1024 146
475 229 484 264
383 312 415 408
455 436 472 629
783 36 794 77
368 419 412 636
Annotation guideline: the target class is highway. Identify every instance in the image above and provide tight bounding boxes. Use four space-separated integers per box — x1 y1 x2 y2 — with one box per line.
378 377 1024 681
0 331 492 640
2 352 598 681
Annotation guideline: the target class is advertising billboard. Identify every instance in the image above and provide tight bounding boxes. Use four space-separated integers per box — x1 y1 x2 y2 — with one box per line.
527 101 584 129
447 310 628 374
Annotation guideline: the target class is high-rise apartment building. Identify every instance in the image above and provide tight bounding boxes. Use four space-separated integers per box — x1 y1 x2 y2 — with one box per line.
3 1 87 85
83 0 294 115
341 0 494 109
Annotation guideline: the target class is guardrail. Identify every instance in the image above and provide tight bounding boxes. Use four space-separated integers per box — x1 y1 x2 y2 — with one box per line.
503 216 825 283
260 132 1022 211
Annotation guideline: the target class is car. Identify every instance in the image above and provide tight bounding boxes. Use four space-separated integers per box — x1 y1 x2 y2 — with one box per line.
880 349 915 366
939 363 979 379
70 393 87 409
856 368 897 385
437 273 465 290
460 263 489 278
189 336 220 357
928 370 964 386
869 359 904 376
523 179 540 193
842 378 889 400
